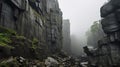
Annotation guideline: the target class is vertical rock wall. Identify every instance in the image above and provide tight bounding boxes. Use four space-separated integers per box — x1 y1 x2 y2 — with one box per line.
46 0 63 54
99 0 120 66
85 0 120 66
0 0 63 59
0 0 46 44
87 0 120 66
62 19 71 55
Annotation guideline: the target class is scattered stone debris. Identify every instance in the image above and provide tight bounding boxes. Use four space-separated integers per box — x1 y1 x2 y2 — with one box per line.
0 56 86 67
45 57 59 67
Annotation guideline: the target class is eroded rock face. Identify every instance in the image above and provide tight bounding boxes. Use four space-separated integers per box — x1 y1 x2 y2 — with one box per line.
85 0 120 66
100 2 115 17
0 0 63 60
45 0 63 54
0 0 45 40
101 13 120 33
95 0 120 66
100 1 120 34
100 0 120 40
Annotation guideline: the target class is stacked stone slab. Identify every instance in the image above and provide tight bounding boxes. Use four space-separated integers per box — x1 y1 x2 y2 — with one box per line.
0 0 62 59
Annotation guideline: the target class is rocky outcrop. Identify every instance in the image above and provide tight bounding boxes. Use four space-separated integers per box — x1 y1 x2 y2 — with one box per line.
84 0 120 66
85 0 120 66
98 0 120 66
0 0 62 61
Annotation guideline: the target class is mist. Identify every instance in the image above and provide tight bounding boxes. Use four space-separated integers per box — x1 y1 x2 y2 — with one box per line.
58 0 108 56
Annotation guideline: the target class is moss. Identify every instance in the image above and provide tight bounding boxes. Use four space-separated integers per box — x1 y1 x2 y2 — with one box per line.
32 38 38 44
0 33 12 43
31 38 38 49
16 36 26 40
0 26 16 49
28 39 32 43
0 26 16 35
0 42 14 49
31 44 37 49
0 32 12 48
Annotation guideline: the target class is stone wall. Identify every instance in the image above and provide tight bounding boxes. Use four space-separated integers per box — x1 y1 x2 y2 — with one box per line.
0 0 63 59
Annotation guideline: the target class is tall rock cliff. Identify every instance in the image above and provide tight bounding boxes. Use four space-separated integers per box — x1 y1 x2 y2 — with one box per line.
0 0 62 60
46 0 63 54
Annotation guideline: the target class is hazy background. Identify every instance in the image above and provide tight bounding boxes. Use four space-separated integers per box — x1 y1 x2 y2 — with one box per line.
58 0 108 56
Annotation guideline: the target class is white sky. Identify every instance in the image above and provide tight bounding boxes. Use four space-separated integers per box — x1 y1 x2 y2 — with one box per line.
58 0 107 38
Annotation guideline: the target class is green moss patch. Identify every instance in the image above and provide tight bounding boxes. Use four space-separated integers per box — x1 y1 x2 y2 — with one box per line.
0 25 45 60
15 36 26 40
0 33 13 49
0 26 15 49
0 42 14 49
32 38 38 44
0 33 11 43
31 38 39 49
0 26 16 35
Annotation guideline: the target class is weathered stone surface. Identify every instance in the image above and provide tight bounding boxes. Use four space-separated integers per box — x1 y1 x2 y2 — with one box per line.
86 0 120 66
45 0 63 54
0 0 63 61
111 0 120 8
88 0 120 66
101 13 120 33
115 9 120 22
96 39 120 66
100 2 115 17
100 0 120 17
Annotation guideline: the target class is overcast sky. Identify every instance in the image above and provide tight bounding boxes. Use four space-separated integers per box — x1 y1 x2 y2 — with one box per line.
58 0 107 39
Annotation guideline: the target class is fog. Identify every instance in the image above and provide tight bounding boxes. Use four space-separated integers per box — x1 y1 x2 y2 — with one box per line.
58 0 107 37
58 0 108 56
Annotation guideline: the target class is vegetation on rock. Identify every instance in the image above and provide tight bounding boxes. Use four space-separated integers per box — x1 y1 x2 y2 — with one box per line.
0 26 15 49
0 25 44 60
